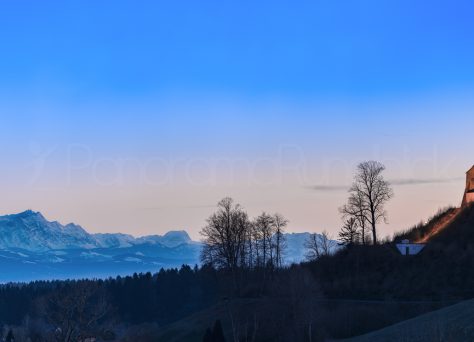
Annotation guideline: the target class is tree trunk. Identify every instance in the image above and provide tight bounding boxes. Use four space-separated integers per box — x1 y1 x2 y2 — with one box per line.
371 210 377 245
361 221 366 245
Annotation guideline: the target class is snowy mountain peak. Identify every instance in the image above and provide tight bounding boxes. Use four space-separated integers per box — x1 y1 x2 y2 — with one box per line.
134 230 193 248
162 230 192 246
93 233 136 248
16 209 38 216
0 211 195 252
0 211 97 251
12 210 45 220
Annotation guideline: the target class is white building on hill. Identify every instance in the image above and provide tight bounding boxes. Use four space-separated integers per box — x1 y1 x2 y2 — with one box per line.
396 239 425 256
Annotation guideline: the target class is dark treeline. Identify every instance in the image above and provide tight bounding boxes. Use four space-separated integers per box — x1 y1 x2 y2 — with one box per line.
0 266 218 324
0 264 314 340
0 265 331 341
0 266 220 340
108 266 218 324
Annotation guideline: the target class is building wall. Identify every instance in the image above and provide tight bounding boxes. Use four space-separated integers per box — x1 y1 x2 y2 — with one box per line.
467 168 474 191
462 167 474 207
466 192 474 206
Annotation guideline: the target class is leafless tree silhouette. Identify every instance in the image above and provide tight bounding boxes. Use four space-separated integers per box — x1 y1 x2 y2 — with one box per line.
38 282 111 342
304 230 336 260
200 197 250 271
342 161 393 245
340 189 368 245
273 213 288 268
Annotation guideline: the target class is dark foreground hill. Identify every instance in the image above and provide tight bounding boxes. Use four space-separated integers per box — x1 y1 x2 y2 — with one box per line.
340 299 474 342
149 298 450 342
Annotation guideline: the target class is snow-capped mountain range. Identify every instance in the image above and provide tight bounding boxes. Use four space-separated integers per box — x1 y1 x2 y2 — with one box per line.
0 210 193 251
0 210 334 282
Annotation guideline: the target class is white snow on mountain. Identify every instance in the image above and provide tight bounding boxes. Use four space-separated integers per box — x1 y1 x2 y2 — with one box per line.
94 233 136 248
135 230 193 248
284 232 312 264
0 210 194 252
0 210 97 251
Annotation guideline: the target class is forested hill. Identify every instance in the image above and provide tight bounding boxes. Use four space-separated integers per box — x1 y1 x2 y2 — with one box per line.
310 204 474 301
393 206 460 243
427 204 474 246
393 204 474 245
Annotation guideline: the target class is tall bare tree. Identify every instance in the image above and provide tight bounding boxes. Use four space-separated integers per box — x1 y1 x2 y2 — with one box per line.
346 161 393 245
340 190 368 245
245 221 256 268
253 212 275 267
200 197 250 271
272 213 288 268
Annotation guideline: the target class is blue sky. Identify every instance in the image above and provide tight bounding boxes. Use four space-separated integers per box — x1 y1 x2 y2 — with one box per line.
1 0 473 98
0 0 473 238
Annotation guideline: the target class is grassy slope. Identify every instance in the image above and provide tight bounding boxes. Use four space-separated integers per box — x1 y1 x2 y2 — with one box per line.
151 298 452 342
338 299 474 342
154 299 280 342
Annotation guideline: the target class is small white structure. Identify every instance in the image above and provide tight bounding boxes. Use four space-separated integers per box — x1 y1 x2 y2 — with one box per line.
396 239 425 256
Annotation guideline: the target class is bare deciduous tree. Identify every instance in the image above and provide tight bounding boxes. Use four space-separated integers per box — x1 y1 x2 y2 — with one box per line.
252 213 288 268
304 230 336 261
340 190 368 245
200 197 250 271
273 213 288 268
253 212 275 267
39 282 111 342
344 161 394 245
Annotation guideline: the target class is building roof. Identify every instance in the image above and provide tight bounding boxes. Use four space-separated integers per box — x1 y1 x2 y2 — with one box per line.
467 165 474 174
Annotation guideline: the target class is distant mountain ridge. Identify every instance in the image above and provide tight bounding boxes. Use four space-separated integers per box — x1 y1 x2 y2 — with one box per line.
0 210 194 252
0 210 334 282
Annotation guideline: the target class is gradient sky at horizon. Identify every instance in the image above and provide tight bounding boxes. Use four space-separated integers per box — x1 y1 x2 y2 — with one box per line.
0 0 473 239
